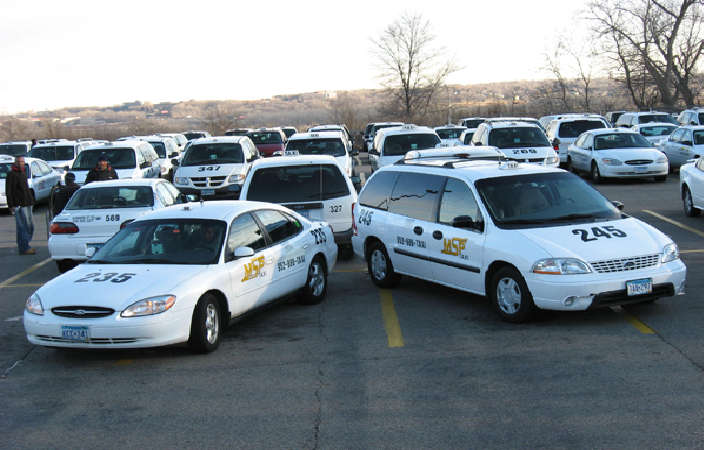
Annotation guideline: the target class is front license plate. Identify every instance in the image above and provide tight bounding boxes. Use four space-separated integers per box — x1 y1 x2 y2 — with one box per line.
61 326 90 342
201 189 215 196
298 210 310 218
634 167 647 174
627 278 652 296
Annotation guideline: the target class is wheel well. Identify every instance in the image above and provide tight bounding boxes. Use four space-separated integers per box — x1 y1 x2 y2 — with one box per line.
682 183 688 200
313 251 329 274
484 260 518 295
363 236 383 261
203 289 229 328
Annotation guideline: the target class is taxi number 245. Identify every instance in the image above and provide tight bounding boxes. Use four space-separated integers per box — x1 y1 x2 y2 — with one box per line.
572 226 627 242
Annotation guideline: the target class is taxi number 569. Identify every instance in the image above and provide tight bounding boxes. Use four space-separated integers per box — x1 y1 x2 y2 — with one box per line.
572 226 627 242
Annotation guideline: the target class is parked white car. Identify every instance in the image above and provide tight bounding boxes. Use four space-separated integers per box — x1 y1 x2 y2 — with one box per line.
679 155 704 217
658 125 704 171
0 155 62 209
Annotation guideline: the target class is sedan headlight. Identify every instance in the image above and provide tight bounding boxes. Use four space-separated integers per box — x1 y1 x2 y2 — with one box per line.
661 242 680 263
657 155 668 163
532 258 592 274
601 158 622 166
26 293 44 315
121 295 176 317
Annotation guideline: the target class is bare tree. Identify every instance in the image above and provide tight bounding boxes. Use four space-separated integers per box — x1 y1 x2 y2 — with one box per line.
0 118 29 141
370 11 461 121
587 0 704 108
201 105 239 136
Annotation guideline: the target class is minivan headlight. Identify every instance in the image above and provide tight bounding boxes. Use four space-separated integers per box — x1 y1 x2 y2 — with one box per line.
174 177 189 186
228 174 245 183
532 258 591 274
662 242 679 263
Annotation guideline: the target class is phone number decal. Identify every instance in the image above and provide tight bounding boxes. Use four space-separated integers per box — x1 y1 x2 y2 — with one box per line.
397 236 426 248
277 255 306 272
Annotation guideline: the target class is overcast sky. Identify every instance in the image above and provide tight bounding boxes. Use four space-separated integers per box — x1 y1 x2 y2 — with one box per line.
0 0 586 114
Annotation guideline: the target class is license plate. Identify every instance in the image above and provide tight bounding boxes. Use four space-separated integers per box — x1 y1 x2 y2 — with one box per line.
627 278 652 296
298 210 310 218
634 167 647 174
61 326 90 342
201 189 214 196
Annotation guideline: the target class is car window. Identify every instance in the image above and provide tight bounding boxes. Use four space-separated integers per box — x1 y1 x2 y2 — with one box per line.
436 129 465 139
640 125 677 137
683 129 694 143
155 183 175 206
287 139 346 157
150 142 167 158
384 134 441 155
227 212 266 252
388 172 445 222
489 127 550 148
248 133 283 144
254 209 301 245
439 177 481 225
66 186 154 209
246 164 349 203
558 120 606 138
359 171 398 210
639 114 678 125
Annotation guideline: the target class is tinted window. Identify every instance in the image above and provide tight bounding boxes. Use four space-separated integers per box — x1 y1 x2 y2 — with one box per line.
73 149 136 169
248 132 283 144
246 164 349 203
462 119 485 128
149 142 167 158
254 209 301 244
0 144 28 156
439 178 481 225
227 213 266 252
388 172 444 221
28 145 75 161
558 120 606 138
384 133 441 155
66 186 154 209
436 129 466 139
639 125 677 137
182 143 243 166
359 171 398 210
638 114 678 125
488 127 550 148
287 138 346 157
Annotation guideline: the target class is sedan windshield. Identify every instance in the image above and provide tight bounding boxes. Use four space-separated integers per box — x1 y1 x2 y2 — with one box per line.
475 171 622 228
594 133 653 150
181 143 243 166
88 219 226 265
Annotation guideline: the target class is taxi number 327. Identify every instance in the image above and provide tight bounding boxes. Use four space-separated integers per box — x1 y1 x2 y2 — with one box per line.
572 226 627 242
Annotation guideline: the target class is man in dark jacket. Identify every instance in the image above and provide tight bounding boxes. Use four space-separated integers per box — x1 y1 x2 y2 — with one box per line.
52 172 81 215
6 156 36 255
85 155 118 184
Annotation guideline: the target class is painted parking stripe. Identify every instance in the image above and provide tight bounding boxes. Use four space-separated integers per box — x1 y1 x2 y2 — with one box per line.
379 289 404 348
0 258 52 290
643 210 704 237
611 306 655 334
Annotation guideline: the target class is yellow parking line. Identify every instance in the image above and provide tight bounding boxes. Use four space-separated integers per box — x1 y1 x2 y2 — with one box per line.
379 289 404 347
643 210 704 237
0 258 52 290
611 306 655 334
680 249 704 254
2 283 45 288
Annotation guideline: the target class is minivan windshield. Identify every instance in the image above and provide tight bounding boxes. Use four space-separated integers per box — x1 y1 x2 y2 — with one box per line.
1 143 29 157
28 145 75 161
286 138 346 157
488 127 551 148
246 164 349 203
638 114 678 125
181 143 243 166
475 171 622 228
72 149 136 169
384 133 441 155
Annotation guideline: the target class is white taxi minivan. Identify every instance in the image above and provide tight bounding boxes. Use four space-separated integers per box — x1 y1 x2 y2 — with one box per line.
471 120 560 168
71 141 161 185
369 124 441 172
28 139 95 174
239 152 361 257
283 131 358 177
352 151 686 323
172 136 259 199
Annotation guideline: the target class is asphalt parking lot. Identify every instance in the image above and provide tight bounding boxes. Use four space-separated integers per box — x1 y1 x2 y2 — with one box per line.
1 155 703 450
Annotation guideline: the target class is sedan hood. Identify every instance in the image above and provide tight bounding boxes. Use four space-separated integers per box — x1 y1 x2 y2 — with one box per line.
36 264 209 310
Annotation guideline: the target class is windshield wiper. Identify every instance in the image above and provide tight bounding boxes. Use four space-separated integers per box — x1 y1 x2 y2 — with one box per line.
85 259 111 264
545 213 597 222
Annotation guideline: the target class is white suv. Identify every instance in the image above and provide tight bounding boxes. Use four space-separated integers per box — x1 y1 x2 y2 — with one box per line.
544 116 608 164
471 121 559 167
369 124 441 172
352 151 686 323
172 136 259 199
27 139 95 173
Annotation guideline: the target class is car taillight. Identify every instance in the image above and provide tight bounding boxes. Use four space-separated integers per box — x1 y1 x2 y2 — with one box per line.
120 219 135 229
352 202 357 236
553 143 559 151
50 222 79 234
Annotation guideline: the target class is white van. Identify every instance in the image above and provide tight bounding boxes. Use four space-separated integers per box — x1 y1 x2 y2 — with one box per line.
239 153 361 257
369 124 441 172
284 131 358 177
172 136 259 199
70 141 161 185
27 139 95 173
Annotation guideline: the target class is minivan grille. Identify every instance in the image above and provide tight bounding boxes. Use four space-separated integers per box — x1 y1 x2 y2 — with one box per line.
191 176 227 188
590 254 660 273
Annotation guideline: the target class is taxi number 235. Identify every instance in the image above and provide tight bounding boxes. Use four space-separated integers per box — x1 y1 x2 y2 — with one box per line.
74 273 136 283
572 226 627 242
310 228 327 245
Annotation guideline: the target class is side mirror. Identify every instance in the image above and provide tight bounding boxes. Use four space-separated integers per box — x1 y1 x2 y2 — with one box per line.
230 246 255 262
85 246 96 258
611 201 624 211
369 149 379 156
171 158 180 166
350 149 359 156
63 165 70 172
351 176 362 192
451 215 484 232
169 152 178 158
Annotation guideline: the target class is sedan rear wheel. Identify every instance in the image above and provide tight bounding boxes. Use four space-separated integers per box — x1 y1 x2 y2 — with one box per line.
300 256 327 305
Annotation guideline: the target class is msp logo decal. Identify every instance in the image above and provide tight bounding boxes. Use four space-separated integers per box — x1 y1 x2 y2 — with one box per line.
442 238 468 259
242 256 267 282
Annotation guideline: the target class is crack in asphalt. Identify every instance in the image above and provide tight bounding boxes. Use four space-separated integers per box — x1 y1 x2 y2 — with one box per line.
310 300 328 450
2 346 35 379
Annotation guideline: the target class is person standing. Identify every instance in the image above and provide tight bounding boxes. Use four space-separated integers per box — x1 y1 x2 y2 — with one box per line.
6 156 36 255
85 155 118 184
52 172 81 215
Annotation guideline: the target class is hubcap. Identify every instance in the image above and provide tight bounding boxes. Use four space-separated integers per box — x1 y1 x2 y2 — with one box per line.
496 277 522 314
686 190 693 213
308 262 325 296
205 303 219 344
370 250 387 280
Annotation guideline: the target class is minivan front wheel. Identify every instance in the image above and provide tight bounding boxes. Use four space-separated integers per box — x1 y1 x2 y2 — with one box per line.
489 267 537 323
367 242 401 289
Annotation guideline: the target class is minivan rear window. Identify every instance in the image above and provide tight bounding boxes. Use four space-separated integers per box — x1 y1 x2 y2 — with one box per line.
246 164 349 203
28 145 75 161
384 134 441 155
286 139 346 157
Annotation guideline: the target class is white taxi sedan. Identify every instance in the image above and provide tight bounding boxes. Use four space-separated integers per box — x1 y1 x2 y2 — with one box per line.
48 178 188 273
24 201 337 353
0 155 62 209
567 128 669 183
679 155 704 217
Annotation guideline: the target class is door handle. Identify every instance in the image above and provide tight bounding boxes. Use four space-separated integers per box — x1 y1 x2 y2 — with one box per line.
413 226 423 236
266 256 274 264
432 230 443 240
302 243 309 249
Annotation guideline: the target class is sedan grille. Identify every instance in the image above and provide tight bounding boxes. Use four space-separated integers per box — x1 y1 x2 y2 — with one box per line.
625 159 653 165
191 176 227 188
590 254 660 273
51 306 115 318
